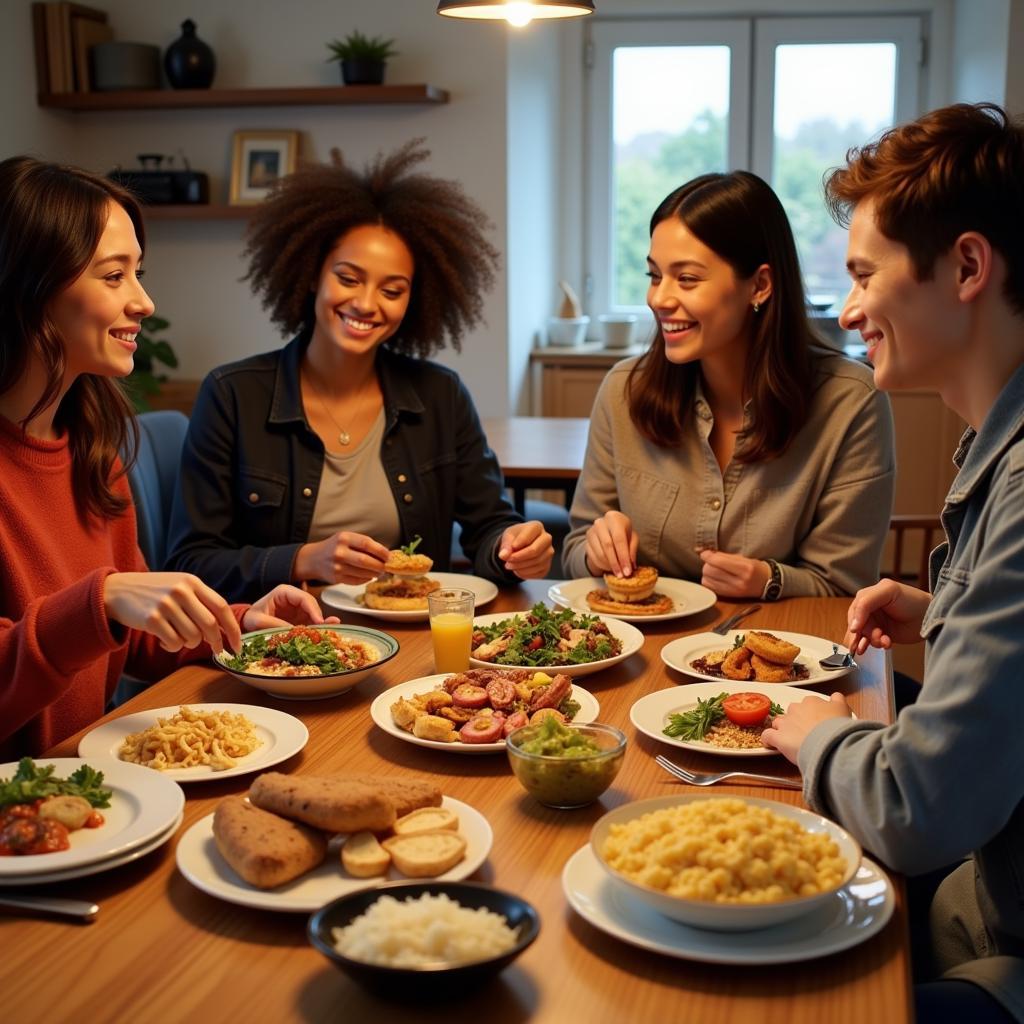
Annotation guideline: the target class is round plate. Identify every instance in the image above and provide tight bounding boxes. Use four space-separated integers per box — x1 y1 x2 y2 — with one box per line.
78 703 309 782
370 674 601 754
469 611 643 678
212 623 399 700
660 630 855 687
562 845 894 965
322 572 499 622
0 758 184 878
175 796 493 913
630 683 839 758
1 811 183 887
548 577 717 623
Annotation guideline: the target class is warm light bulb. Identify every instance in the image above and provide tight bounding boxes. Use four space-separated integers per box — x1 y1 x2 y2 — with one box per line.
505 2 535 26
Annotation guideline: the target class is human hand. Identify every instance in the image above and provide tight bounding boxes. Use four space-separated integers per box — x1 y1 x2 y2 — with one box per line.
761 692 852 764
844 578 931 654
103 572 242 655
293 532 391 585
699 550 771 598
497 521 554 579
242 584 340 632
584 511 638 577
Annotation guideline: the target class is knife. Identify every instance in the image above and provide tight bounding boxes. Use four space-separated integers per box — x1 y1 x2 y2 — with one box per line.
0 893 99 923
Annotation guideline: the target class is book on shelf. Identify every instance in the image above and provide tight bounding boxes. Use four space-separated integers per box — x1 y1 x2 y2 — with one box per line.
32 2 109 96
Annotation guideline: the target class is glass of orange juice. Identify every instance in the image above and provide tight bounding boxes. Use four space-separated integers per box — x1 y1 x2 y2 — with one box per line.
427 588 475 673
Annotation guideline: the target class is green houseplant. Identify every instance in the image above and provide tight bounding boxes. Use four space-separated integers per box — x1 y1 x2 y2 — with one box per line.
126 315 179 412
326 31 397 85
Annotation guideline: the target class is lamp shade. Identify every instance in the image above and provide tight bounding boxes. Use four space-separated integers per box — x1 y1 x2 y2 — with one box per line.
437 2 595 21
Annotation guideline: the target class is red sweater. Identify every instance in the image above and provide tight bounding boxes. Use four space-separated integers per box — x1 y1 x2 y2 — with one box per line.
0 416 243 758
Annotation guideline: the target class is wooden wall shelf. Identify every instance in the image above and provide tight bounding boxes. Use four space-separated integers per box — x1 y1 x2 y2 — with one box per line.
141 204 253 221
37 84 449 111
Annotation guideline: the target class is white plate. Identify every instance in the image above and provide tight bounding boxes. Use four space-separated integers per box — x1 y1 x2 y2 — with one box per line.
0 758 184 877
176 796 493 912
78 704 309 782
548 577 717 623
630 683 838 758
660 630 856 687
469 611 644 678
370 674 601 754
322 572 499 622
1 811 183 887
562 845 894 965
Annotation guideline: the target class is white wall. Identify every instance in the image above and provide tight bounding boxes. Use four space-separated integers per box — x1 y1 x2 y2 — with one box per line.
951 0 1009 104
2 0 522 413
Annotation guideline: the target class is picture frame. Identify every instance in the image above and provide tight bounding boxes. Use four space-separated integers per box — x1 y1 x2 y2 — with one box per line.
229 130 299 205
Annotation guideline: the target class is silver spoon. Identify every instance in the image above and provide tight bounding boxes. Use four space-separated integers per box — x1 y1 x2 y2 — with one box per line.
819 643 855 670
0 893 98 923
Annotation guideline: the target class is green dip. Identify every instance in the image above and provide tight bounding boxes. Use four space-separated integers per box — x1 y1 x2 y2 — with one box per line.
509 719 624 808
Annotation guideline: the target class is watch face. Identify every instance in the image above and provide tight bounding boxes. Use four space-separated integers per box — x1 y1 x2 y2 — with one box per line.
764 581 783 601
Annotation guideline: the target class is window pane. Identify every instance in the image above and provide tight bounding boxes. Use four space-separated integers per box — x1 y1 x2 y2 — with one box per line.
612 47 730 307
772 43 896 303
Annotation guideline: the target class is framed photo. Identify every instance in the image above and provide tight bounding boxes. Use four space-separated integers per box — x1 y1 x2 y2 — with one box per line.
229 130 299 205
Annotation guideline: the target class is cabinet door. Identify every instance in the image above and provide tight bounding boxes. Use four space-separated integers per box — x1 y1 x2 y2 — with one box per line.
540 366 609 417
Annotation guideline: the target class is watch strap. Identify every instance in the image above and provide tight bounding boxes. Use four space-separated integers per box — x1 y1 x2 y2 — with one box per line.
761 559 782 601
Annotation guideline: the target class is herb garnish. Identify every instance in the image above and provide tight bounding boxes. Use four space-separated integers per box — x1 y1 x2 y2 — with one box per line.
225 632 351 674
0 758 112 809
399 535 423 556
663 693 785 742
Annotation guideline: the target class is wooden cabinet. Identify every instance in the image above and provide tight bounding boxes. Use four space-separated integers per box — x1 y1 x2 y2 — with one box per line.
530 346 642 417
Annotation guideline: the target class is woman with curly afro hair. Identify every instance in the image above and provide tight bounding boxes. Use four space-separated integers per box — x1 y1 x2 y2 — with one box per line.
166 141 553 601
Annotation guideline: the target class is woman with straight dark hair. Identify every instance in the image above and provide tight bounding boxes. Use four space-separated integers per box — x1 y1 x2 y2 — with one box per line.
0 156 331 758
562 171 895 599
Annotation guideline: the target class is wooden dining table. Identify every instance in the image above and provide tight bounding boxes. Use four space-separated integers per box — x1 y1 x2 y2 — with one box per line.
1 581 910 1023
482 417 590 512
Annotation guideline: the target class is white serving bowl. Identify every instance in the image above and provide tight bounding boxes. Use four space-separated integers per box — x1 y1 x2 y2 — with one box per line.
597 314 637 349
590 794 861 932
547 316 590 347
213 624 399 700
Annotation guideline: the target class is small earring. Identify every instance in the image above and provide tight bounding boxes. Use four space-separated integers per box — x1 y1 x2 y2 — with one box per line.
752 301 761 313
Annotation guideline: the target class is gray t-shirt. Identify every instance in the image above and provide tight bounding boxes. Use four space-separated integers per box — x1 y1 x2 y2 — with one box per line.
308 409 401 547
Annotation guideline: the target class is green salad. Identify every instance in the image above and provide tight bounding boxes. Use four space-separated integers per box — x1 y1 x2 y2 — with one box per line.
472 603 622 667
0 758 112 809
222 626 374 676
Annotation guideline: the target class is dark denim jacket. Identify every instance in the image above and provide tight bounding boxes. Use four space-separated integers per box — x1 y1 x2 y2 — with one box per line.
165 335 522 601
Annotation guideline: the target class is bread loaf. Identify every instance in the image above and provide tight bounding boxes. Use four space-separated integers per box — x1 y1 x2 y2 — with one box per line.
249 772 396 833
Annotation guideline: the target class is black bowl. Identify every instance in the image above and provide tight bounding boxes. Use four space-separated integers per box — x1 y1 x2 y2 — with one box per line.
308 880 540 996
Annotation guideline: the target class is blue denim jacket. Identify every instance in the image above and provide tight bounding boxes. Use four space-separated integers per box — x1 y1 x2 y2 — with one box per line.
800 361 1024 956
165 335 523 601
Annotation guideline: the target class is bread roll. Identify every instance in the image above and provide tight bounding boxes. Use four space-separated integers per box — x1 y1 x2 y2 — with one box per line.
343 775 444 817
341 831 391 877
392 806 459 835
212 797 327 889
249 772 396 833
382 831 467 877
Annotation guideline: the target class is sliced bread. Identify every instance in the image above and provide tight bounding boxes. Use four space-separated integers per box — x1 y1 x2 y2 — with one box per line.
382 830 467 877
341 831 391 877
392 806 459 835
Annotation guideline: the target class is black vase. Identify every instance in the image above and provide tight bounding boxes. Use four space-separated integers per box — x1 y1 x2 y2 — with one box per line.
341 58 385 85
164 19 216 89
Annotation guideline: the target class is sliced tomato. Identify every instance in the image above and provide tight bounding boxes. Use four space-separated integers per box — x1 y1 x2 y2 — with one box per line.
722 692 772 728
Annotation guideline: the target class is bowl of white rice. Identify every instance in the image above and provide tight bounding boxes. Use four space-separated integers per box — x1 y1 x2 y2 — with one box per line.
307 881 540 993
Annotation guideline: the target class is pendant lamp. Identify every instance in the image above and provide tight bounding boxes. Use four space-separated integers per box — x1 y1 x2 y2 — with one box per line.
437 2 595 27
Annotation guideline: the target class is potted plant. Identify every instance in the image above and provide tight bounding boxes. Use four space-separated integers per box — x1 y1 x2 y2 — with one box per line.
326 31 397 86
126 315 179 412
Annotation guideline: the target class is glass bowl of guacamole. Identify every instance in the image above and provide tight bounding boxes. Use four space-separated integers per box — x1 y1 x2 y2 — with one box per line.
506 719 626 809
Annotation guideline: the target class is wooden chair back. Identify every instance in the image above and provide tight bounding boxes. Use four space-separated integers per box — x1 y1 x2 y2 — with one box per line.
885 514 942 590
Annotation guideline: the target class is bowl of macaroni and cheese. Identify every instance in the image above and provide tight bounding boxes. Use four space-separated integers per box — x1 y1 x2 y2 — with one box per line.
214 624 399 699
591 794 860 931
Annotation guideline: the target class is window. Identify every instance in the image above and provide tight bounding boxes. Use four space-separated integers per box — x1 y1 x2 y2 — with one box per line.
585 15 924 315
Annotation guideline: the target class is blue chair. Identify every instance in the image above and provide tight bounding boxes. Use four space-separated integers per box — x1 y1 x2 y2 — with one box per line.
111 410 189 708
124 410 189 569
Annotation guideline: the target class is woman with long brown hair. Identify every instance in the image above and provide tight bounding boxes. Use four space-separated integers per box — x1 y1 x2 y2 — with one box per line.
562 171 895 599
0 156 331 758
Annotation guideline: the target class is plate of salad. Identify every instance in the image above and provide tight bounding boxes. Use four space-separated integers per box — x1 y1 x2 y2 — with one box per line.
469 604 644 678
630 683 845 758
213 624 399 700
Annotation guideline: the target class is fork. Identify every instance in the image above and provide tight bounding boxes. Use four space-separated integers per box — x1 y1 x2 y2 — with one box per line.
710 604 761 635
655 754 803 790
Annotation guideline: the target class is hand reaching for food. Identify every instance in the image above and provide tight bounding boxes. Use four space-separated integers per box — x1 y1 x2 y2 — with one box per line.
497 521 554 579
584 510 638 578
242 584 339 632
844 578 932 654
761 692 852 764
103 571 242 655
699 550 772 598
293 531 391 585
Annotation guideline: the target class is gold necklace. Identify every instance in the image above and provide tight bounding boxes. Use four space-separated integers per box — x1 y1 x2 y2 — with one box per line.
304 369 371 447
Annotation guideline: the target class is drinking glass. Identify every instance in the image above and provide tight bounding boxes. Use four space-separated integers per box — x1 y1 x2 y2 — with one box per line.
427 588 475 673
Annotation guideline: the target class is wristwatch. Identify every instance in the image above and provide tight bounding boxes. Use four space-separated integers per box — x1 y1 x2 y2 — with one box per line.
761 559 783 601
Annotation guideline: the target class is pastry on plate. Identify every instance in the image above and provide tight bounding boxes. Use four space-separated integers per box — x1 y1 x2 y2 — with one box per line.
382 535 433 576
602 565 659 603
585 589 674 616
364 574 441 610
